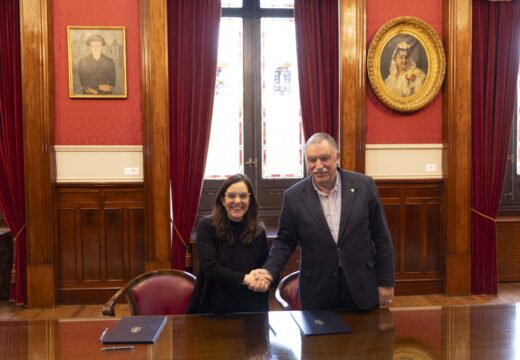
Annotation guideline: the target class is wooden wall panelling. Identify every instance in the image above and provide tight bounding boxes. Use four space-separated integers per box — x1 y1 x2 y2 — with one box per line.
378 180 444 295
339 0 366 172
20 0 57 307
81 208 101 281
442 0 472 295
103 188 145 282
496 217 520 282
377 187 401 274
56 185 144 304
0 230 13 300
141 0 171 270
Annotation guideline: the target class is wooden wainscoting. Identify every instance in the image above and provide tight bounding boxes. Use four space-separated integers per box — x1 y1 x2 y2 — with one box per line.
497 216 520 282
0 229 13 300
377 179 444 295
56 184 145 304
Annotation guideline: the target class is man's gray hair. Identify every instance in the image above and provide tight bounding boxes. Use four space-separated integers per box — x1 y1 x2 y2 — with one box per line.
305 133 339 153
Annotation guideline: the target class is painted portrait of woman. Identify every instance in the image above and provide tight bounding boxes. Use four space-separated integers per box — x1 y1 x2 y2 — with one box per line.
380 35 428 97
367 16 445 112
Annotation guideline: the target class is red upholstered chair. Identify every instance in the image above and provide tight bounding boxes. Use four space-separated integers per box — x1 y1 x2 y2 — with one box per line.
275 271 302 310
102 269 196 316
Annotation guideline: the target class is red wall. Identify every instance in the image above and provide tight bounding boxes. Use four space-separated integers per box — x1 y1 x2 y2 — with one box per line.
51 1 441 145
366 0 443 144
53 0 142 145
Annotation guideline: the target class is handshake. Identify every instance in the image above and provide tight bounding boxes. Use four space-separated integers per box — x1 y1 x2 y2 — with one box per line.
242 269 273 292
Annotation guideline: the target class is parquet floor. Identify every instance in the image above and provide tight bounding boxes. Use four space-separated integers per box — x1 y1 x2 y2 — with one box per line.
388 282 520 308
1 282 520 321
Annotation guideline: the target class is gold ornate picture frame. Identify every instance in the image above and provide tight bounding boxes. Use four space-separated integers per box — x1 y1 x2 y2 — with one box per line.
67 26 127 98
367 17 445 112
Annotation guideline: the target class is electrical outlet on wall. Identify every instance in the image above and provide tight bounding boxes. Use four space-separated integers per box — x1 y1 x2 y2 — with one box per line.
425 164 437 172
124 167 139 176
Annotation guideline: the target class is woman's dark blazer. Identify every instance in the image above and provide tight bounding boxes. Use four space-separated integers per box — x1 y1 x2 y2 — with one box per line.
188 216 269 314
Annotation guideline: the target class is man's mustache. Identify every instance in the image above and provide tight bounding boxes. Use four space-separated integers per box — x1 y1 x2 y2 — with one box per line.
312 169 328 175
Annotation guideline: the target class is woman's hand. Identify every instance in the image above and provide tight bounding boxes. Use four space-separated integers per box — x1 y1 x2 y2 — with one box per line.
243 269 272 292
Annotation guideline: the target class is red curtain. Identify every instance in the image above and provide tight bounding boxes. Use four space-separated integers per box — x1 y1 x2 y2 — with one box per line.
167 0 221 269
294 0 339 141
471 0 520 294
0 0 26 304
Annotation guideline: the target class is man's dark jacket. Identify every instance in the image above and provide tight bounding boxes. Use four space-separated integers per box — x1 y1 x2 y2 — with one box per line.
264 168 394 310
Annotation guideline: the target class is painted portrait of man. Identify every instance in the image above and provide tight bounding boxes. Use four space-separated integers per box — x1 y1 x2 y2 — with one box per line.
68 27 127 98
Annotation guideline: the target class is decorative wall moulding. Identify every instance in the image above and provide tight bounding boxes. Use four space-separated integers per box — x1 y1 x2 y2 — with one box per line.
54 145 143 183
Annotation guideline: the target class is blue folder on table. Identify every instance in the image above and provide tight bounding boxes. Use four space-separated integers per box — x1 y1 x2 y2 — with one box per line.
101 315 168 344
290 310 351 336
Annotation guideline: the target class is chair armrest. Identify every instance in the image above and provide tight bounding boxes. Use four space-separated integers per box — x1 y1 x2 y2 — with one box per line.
102 287 126 316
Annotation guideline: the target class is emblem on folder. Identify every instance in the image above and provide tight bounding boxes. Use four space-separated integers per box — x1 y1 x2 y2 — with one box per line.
131 326 142 333
314 319 324 326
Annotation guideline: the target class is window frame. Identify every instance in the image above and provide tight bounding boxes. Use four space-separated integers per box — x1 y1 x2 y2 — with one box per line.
197 1 301 230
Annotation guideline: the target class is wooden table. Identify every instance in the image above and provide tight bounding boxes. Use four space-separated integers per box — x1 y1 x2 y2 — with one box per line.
0 304 517 359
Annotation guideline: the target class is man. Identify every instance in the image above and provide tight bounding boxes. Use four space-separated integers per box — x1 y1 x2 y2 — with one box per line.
78 34 116 95
250 132 394 311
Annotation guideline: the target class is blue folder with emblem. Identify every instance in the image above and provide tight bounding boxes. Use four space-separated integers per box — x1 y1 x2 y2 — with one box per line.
290 310 351 336
101 315 168 344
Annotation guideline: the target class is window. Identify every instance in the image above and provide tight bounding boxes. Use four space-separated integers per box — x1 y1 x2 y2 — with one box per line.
499 69 520 214
199 0 304 228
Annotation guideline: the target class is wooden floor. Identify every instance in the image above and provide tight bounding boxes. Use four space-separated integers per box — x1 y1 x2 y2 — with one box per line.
2 282 520 321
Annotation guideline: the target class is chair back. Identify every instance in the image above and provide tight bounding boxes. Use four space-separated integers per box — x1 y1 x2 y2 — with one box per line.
275 271 302 310
103 269 196 316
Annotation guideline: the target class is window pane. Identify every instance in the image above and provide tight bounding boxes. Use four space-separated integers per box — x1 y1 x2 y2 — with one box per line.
260 0 294 8
204 18 244 179
222 0 242 8
261 18 303 179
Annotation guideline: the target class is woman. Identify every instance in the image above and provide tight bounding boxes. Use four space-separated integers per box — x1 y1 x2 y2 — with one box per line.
188 174 269 314
384 41 426 97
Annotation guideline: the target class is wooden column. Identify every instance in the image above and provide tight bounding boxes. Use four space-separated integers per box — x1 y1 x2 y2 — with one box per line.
141 0 171 270
339 0 366 173
442 0 472 295
20 0 57 307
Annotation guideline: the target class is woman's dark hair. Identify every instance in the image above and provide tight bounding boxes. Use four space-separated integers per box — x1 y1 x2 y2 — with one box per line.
212 173 263 245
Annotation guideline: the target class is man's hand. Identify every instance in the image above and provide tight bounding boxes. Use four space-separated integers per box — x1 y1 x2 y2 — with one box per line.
84 86 98 94
378 286 394 307
243 269 272 292
98 84 114 92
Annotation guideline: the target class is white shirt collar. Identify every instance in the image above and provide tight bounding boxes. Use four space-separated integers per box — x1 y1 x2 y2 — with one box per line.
312 170 341 197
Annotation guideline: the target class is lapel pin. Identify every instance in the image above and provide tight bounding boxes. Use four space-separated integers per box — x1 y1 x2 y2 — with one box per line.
350 188 355 192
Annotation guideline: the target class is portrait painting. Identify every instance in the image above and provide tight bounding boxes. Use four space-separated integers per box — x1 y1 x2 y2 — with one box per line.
67 26 127 98
379 34 428 98
367 17 445 112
